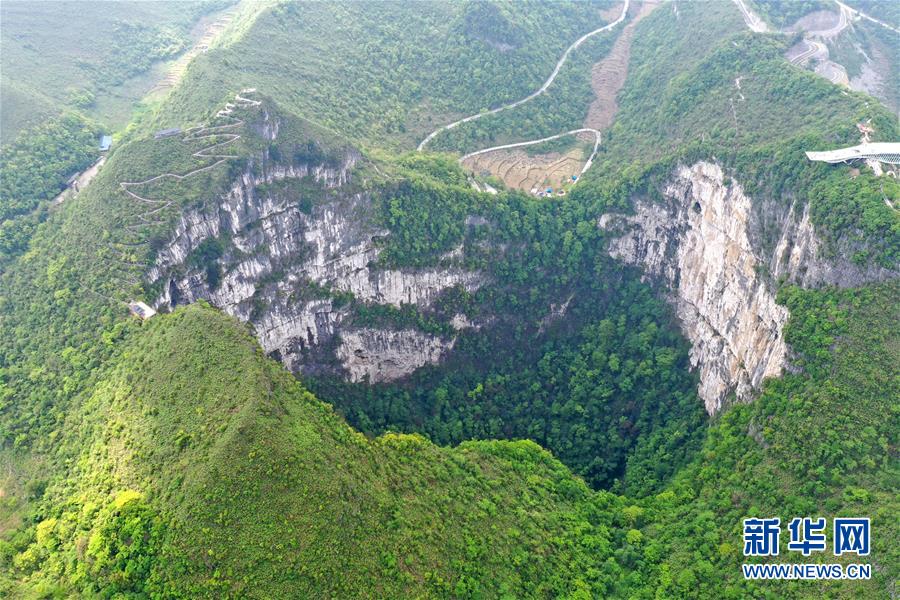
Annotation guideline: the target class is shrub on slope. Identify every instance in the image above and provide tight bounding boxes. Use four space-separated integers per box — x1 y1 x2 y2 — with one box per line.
4 303 637 598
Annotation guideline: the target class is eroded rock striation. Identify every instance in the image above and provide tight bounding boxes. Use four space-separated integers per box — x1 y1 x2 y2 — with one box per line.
599 161 894 414
336 328 456 383
150 144 483 380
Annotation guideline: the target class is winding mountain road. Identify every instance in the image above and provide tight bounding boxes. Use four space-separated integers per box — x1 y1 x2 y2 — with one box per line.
417 0 630 152
106 90 262 285
734 0 856 87
789 39 827 65
120 92 261 223
835 0 900 35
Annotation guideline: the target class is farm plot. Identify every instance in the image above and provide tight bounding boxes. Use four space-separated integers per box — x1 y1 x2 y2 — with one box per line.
462 137 592 194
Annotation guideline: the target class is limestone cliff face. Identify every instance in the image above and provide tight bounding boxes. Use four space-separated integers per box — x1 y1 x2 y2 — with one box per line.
149 151 483 380
599 161 894 414
336 328 456 383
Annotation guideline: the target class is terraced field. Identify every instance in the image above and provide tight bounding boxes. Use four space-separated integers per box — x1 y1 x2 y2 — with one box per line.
149 5 241 95
585 0 658 130
462 136 592 194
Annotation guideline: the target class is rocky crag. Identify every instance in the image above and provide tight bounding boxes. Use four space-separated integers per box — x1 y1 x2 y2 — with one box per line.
600 161 895 413
148 128 484 381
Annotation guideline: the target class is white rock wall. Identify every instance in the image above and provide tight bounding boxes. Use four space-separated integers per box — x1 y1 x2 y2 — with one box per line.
601 162 788 414
336 328 456 383
151 155 483 382
600 160 896 413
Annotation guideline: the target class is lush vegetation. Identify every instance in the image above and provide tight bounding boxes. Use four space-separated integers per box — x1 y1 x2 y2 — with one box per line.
808 169 899 267
2 280 895 597
0 115 99 262
427 29 614 152
0 0 897 597
160 0 620 149
0 1 235 267
748 0 830 28
639 281 899 598
321 270 707 495
304 154 708 494
304 0 898 495
0 303 641 598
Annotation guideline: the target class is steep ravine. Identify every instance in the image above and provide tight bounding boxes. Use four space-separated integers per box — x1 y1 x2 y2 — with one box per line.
599 161 895 414
148 153 484 381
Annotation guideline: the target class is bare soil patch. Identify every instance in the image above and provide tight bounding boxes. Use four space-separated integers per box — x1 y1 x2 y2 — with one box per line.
584 1 658 131
784 10 841 35
600 2 626 23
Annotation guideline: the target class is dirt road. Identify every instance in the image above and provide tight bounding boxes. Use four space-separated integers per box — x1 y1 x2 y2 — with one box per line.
418 0 630 151
52 156 106 207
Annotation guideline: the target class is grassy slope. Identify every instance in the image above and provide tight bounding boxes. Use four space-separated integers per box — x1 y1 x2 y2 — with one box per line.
0 0 229 142
843 0 900 28
5 303 635 598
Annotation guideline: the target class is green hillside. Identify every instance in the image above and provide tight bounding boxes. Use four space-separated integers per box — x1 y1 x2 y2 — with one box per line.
0 0 238 271
639 281 899 597
0 0 231 142
1 302 638 598
3 276 895 597
747 0 830 29
156 0 621 149
0 0 897 597
573 1 900 266
3 284 895 597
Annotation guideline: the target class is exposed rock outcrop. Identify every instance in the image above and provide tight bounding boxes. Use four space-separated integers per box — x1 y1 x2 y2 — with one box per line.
765 197 896 287
599 161 894 414
150 149 484 381
336 328 456 383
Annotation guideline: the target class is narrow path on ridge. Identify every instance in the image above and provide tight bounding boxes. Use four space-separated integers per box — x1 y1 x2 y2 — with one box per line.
119 91 261 225
417 0 630 160
104 87 262 293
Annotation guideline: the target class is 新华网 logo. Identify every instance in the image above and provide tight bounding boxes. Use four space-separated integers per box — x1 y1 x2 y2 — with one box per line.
743 517 870 556
741 517 872 580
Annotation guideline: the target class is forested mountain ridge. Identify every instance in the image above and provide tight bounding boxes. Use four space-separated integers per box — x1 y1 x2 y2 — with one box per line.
0 0 898 597
154 0 623 149
4 302 642 597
